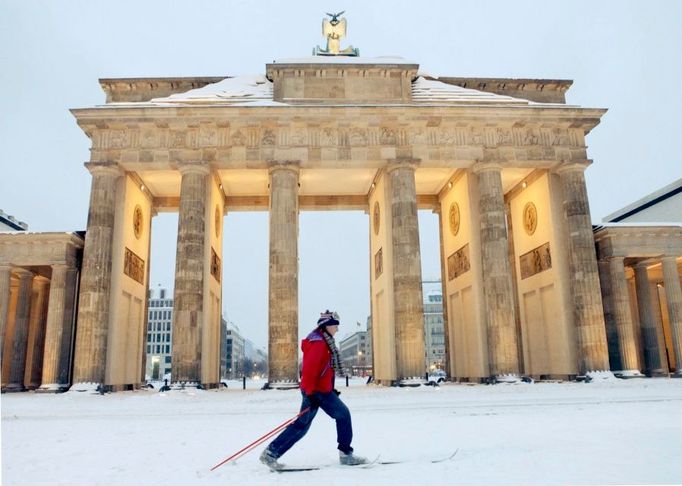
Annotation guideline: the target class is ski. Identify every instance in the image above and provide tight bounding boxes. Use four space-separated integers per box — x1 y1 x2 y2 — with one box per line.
277 466 320 472
275 455 381 472
431 448 459 463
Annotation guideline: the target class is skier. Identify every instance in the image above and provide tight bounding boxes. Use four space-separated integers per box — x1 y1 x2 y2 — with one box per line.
260 310 368 470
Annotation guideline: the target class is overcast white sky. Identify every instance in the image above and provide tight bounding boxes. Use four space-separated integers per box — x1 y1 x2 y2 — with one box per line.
1 1 680 349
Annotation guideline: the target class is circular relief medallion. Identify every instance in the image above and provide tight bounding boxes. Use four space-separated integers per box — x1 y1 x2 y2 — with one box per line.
214 205 221 238
373 202 380 235
132 205 143 240
449 202 460 236
523 202 538 236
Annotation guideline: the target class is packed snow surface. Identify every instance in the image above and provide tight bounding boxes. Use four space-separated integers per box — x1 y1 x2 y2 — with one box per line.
2 378 681 485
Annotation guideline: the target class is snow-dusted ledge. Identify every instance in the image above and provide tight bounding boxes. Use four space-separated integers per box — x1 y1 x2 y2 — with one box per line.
264 380 299 390
68 382 102 393
495 374 522 384
586 370 617 381
37 383 69 392
614 369 646 378
398 377 428 387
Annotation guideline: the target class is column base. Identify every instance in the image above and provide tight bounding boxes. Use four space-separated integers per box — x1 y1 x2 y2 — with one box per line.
614 369 645 378
36 383 70 393
672 370 682 378
262 381 299 390
1 383 26 393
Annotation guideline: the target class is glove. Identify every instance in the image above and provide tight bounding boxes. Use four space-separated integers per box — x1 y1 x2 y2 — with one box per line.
333 389 341 396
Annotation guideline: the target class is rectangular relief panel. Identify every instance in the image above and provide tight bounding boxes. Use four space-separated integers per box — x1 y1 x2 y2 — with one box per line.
519 242 552 280
447 244 470 281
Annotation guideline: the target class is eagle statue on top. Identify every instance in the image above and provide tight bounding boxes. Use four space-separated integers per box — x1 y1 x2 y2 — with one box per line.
313 11 360 56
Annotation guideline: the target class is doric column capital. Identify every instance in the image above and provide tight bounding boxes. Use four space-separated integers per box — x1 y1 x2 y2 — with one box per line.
178 163 210 176
84 162 123 177
633 261 651 271
661 255 680 265
385 158 420 174
267 160 300 176
552 159 593 175
14 268 34 280
0 264 13 273
33 275 50 288
471 161 503 174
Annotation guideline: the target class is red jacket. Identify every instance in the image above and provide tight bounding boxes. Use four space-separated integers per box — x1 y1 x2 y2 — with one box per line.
300 330 334 395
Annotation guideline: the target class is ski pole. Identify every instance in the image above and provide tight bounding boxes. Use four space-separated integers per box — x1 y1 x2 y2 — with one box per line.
210 406 311 471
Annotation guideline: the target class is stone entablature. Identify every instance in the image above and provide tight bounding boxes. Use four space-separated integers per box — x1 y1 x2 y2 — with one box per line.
72 107 600 170
594 225 682 259
0 232 84 268
100 77 228 103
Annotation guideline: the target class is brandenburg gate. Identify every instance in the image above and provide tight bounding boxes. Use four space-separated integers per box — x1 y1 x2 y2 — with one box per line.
65 43 616 389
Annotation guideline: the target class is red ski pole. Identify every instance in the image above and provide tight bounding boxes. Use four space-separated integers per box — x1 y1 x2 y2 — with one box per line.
210 407 311 471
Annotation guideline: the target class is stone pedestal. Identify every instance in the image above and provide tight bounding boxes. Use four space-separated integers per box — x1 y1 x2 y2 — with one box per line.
0 265 12 359
634 264 664 375
24 276 50 389
557 164 610 374
171 164 210 384
473 163 519 378
605 257 642 376
72 165 121 388
661 256 682 375
267 164 300 385
4 270 34 392
387 163 426 380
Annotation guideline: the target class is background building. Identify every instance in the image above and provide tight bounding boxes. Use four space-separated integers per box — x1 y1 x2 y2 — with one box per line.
339 331 369 376
424 290 446 371
145 288 173 380
603 179 682 224
222 319 245 379
0 210 28 232
595 178 682 377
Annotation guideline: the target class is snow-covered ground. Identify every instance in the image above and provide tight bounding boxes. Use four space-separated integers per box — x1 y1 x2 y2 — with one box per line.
2 378 681 485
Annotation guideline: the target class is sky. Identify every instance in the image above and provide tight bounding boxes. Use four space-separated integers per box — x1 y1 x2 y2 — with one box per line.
1 0 681 350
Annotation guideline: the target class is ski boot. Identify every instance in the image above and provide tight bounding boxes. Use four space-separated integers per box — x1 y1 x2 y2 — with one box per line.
339 450 368 466
259 449 283 471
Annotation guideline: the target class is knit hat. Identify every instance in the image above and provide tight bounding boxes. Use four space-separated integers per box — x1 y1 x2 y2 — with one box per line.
317 310 340 327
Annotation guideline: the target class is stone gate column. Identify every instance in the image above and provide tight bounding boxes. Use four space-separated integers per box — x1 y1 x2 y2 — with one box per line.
661 256 682 376
633 263 664 375
4 269 34 391
267 163 299 386
172 164 210 385
556 163 610 374
24 276 50 389
605 257 642 376
72 165 121 388
0 265 12 358
472 162 519 378
40 264 72 391
387 162 426 380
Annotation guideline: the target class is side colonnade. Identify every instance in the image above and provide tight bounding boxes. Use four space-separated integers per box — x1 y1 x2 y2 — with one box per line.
0 235 82 392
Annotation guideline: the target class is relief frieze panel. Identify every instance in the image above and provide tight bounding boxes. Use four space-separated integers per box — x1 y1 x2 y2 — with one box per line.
89 123 582 153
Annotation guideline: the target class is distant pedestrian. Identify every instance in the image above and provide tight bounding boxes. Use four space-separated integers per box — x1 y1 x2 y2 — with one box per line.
260 310 367 470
